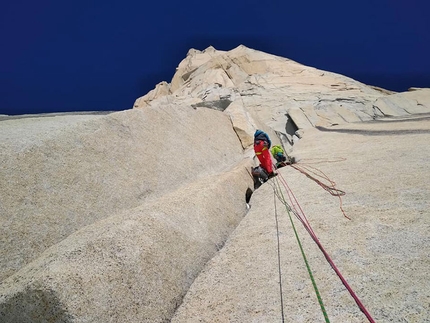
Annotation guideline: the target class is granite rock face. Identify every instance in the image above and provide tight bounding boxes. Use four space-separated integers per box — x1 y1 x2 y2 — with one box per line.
0 107 245 282
1 45 429 322
0 106 252 322
172 116 430 323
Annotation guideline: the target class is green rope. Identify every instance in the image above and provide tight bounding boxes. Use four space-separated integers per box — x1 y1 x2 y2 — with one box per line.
273 190 285 323
273 180 331 323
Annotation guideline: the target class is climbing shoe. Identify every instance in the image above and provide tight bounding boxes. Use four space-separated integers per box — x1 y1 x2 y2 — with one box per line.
268 172 278 179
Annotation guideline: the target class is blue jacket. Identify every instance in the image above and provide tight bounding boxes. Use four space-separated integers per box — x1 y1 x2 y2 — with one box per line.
254 130 271 148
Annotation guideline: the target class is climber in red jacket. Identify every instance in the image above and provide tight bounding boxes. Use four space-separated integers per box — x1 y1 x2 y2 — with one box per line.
253 129 276 178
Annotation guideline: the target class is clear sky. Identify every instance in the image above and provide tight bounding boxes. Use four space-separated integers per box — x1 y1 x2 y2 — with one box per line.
1 0 429 115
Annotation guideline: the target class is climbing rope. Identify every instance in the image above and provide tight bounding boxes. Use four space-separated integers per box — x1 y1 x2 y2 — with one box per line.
290 162 350 219
273 191 285 323
270 171 375 323
272 180 331 322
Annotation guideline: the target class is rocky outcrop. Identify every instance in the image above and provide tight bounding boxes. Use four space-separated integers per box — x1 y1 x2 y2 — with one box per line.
135 46 430 148
374 88 430 117
1 45 429 322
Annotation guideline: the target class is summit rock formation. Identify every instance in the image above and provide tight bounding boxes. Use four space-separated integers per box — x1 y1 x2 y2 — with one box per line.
1 45 429 322
134 45 430 147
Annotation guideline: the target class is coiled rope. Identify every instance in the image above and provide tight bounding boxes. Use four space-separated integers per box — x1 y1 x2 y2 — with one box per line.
290 161 350 219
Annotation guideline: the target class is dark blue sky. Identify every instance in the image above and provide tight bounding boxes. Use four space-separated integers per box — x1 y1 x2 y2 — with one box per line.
1 0 429 115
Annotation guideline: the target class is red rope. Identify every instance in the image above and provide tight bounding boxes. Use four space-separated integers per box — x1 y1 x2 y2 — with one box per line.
275 171 375 323
277 173 316 236
290 163 350 220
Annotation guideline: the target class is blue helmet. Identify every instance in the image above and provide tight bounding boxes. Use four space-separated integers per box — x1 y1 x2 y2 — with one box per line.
254 129 263 137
